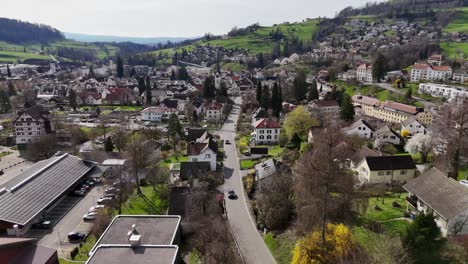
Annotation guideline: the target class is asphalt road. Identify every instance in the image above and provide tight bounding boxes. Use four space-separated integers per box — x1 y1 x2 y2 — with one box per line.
218 97 276 264
38 184 104 258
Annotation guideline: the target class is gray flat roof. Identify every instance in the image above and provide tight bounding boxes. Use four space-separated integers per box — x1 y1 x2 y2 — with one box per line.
0 154 95 225
90 215 181 255
86 245 178 264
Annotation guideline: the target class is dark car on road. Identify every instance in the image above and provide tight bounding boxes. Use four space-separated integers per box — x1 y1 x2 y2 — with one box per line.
225 140 231 145
228 190 238 200
68 232 86 242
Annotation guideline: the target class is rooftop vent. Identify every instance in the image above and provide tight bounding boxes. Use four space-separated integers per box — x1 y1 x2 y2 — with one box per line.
127 224 141 247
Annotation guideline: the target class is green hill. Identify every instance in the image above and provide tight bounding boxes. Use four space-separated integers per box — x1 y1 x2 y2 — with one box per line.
148 20 319 57
443 7 468 33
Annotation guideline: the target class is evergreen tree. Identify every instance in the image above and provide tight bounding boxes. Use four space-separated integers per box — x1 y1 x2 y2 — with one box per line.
256 81 262 104
257 52 265 68
271 82 282 118
177 67 189 81
7 82 16 96
137 77 146 95
340 94 355 121
145 76 152 105
261 85 271 109
405 87 412 99
170 69 176 81
308 79 319 101
218 81 228 97
320 83 323 93
104 136 114 152
130 67 136 77
293 70 307 101
0 90 11 113
167 113 183 150
6 64 11 78
88 64 95 79
203 76 216 98
372 52 387 82
116 56 124 78
291 132 302 149
283 41 290 57
68 89 78 111
403 213 446 264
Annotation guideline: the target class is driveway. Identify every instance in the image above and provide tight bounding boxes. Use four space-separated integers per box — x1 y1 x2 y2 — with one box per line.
218 97 276 264
38 185 104 258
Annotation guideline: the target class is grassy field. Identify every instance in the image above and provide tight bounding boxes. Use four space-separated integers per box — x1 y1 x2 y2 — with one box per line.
264 231 296 264
0 50 50 63
160 155 188 168
148 20 318 57
240 159 258 170
440 42 468 59
119 185 168 215
458 167 468 180
220 62 247 72
444 8 468 33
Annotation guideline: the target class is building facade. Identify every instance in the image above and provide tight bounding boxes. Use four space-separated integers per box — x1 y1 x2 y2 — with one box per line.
410 63 452 82
418 83 468 102
14 105 53 144
357 63 373 83
253 118 281 145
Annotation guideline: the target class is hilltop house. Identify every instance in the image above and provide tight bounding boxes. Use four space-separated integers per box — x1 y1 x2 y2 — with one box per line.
342 119 375 139
186 129 218 171
374 125 402 147
14 105 54 145
252 118 281 145
410 63 452 82
355 155 416 184
403 168 468 237
357 63 373 83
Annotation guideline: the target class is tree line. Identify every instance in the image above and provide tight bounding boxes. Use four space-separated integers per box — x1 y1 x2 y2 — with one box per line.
0 17 64 44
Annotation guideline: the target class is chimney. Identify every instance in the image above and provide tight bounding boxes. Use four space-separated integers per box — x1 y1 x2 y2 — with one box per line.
127 224 141 247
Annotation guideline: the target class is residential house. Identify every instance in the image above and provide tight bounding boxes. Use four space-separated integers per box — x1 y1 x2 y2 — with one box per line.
352 95 433 126
403 168 468 237
309 100 340 115
254 158 277 182
427 54 443 66
453 69 468 83
141 107 176 122
374 125 402 147
251 108 268 125
418 83 468 102
348 146 380 169
186 129 218 171
14 105 54 145
102 88 129 105
342 119 375 139
355 155 416 184
253 118 281 145
401 117 426 136
357 63 373 83
204 102 223 123
79 91 102 105
410 63 452 82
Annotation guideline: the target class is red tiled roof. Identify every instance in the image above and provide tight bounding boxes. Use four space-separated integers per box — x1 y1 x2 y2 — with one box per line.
230 76 240 81
413 63 430 70
381 101 417 115
432 65 451 71
315 100 339 107
254 118 281 129
205 102 223 110
187 142 208 155
351 95 380 106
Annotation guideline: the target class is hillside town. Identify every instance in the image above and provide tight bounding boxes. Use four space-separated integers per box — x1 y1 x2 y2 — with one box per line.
0 1 468 264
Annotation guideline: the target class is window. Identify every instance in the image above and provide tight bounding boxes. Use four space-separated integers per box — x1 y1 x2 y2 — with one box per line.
259 135 264 139
378 171 385 176
267 130 271 134
267 135 271 139
400 170 406 175
386 171 391 175
205 154 211 159
260 130 264 134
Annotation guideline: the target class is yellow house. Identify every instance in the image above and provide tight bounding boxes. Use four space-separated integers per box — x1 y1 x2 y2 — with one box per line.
355 155 417 184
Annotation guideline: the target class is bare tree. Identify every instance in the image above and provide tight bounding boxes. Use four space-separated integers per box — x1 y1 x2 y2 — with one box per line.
256 169 294 230
433 98 468 178
126 134 149 194
26 134 58 161
112 127 127 152
449 215 468 236
293 124 354 243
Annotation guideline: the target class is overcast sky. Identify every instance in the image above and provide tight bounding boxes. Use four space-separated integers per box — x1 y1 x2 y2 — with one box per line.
0 0 382 37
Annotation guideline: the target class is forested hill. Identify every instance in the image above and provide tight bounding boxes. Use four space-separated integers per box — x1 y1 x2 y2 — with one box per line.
338 0 467 17
0 18 64 44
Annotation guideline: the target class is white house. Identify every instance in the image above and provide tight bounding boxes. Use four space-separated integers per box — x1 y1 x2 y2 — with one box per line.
342 119 375 139
357 63 373 83
253 118 281 145
401 117 426 136
187 141 218 171
14 105 54 145
355 155 416 184
453 70 468 83
309 100 340 115
141 107 176 122
418 83 468 102
374 125 402 147
403 168 468 237
204 102 223 123
410 63 452 82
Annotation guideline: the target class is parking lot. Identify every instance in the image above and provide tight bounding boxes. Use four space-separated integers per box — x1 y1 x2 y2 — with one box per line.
38 184 105 258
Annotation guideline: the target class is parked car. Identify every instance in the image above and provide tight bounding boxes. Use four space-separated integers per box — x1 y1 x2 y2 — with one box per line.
460 180 468 187
225 140 231 145
97 197 113 205
105 187 118 194
83 212 98 220
102 193 117 199
0 169 4 175
71 189 85 197
68 232 86 242
85 180 95 186
32 220 52 230
80 184 90 190
227 190 237 200
88 205 105 213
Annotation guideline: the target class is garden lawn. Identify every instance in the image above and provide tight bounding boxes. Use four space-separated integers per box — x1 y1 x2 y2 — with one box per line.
458 167 468 180
240 159 257 170
264 231 296 264
361 193 407 222
440 42 468 59
119 185 168 215
0 151 12 158
69 235 97 261
443 8 468 33
160 156 188 168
